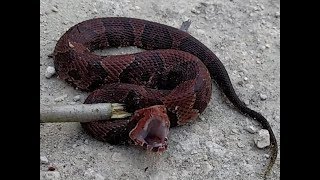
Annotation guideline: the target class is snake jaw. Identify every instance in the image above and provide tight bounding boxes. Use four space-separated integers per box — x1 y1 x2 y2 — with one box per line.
129 105 170 152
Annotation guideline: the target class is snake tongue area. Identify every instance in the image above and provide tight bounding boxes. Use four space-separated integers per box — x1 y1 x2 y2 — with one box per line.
129 105 170 152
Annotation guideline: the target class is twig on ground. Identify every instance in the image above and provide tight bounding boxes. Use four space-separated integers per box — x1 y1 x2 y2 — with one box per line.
40 103 131 123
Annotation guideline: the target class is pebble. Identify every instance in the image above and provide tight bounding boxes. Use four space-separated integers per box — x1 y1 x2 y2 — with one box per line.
51 6 58 13
245 126 257 134
40 156 49 164
191 8 201 15
264 154 270 158
203 162 213 174
135 6 141 10
54 94 68 102
275 12 280 18
40 171 61 180
259 93 268 100
92 8 98 14
231 128 239 134
191 149 198 155
244 77 248 81
84 139 89 144
244 99 250 106
254 129 270 148
256 53 261 58
111 152 125 162
265 44 271 48
259 45 266 51
45 66 56 78
73 95 81 102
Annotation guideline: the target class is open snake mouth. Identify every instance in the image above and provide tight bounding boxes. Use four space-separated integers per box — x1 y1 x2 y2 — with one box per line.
129 105 170 152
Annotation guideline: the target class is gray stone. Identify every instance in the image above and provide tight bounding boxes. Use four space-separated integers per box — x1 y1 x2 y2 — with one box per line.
45 66 56 78
254 129 270 148
54 94 68 102
260 93 268 100
245 126 257 134
40 156 49 164
73 95 81 102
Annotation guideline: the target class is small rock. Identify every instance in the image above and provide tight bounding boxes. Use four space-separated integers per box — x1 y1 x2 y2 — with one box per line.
40 156 49 164
260 93 268 100
111 152 125 162
256 53 261 58
256 60 261 64
45 66 56 78
244 77 248 81
84 139 89 144
231 128 239 134
254 129 270 148
191 8 201 15
191 149 198 155
264 154 270 158
259 45 266 51
203 162 213 175
245 126 257 134
135 6 141 10
92 8 98 14
274 115 280 122
51 6 58 12
265 44 271 48
244 99 250 106
73 95 81 102
40 171 61 180
275 12 280 18
54 94 68 102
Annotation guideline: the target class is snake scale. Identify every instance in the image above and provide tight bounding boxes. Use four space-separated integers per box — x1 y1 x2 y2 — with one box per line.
52 17 278 178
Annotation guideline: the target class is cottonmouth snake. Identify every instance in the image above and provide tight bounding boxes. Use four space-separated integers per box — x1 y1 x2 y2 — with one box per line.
52 17 278 178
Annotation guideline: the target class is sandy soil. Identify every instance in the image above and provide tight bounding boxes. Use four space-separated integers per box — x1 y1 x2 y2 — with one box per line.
40 0 280 179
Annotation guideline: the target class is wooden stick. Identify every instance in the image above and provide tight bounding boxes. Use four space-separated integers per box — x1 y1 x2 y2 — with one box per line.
40 103 131 123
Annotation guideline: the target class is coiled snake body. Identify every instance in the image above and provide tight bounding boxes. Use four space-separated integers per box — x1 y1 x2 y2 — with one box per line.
52 17 277 178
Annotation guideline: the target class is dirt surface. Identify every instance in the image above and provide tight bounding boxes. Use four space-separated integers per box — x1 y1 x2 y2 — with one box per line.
40 0 280 179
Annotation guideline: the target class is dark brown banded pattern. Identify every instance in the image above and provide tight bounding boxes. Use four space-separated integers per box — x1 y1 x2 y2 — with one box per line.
52 17 277 177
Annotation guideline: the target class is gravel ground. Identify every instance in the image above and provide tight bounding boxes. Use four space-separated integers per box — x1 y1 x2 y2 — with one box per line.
40 0 280 179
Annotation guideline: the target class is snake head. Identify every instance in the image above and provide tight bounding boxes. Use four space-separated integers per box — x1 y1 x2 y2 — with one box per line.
129 105 170 152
